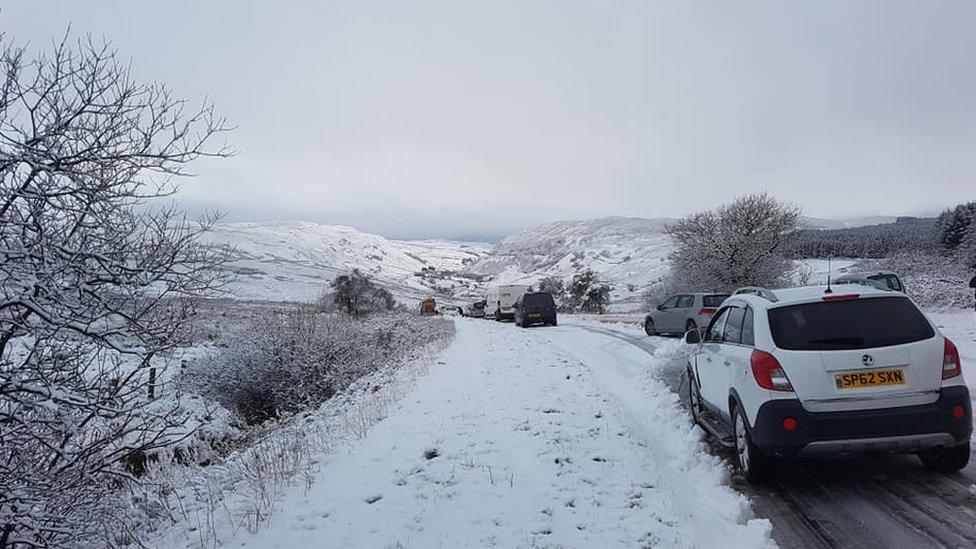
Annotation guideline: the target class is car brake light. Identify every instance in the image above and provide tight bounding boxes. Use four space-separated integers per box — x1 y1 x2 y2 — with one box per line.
943 338 962 379
697 307 716 316
822 294 859 302
750 349 793 392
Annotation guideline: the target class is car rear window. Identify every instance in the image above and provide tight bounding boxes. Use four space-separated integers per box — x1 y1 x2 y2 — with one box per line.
703 294 730 307
767 296 934 351
522 293 555 309
867 274 902 291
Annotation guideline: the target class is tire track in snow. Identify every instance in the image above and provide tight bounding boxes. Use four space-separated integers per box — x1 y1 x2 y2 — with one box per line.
526 323 774 548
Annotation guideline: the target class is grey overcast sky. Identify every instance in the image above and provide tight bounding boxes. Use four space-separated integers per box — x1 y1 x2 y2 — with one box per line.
4 1 975 239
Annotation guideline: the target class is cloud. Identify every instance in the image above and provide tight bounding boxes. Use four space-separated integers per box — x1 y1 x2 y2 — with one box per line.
6 1 975 238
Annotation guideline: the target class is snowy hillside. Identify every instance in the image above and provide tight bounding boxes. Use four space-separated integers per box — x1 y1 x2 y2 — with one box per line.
462 217 675 306
202 216 909 309
201 222 491 303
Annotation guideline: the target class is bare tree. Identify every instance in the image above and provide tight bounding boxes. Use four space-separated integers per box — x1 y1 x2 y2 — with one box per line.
0 32 231 547
665 193 800 291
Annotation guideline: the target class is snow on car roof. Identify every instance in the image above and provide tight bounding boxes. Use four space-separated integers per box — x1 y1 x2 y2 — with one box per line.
769 284 893 305
732 284 895 309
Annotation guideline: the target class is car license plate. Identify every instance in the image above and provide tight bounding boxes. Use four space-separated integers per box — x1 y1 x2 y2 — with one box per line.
834 368 905 389
528 313 541 318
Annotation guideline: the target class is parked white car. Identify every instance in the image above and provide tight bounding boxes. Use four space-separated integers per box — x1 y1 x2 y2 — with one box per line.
685 284 971 481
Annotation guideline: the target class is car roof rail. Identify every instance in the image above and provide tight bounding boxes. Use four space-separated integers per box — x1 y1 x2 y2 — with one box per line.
732 286 779 302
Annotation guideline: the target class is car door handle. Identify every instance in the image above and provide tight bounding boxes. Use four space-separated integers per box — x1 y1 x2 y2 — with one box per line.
705 357 712 363
723 360 731 366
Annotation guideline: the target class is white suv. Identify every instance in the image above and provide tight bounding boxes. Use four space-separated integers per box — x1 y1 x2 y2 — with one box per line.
685 284 971 481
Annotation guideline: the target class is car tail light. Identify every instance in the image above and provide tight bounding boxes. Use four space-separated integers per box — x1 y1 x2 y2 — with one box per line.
822 294 859 302
952 405 966 421
697 307 716 316
750 350 793 392
943 338 962 379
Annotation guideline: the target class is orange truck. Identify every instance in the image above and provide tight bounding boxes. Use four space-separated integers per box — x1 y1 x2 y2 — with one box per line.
419 298 437 316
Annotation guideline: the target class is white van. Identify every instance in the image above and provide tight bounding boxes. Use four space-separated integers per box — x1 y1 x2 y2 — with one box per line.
485 284 529 321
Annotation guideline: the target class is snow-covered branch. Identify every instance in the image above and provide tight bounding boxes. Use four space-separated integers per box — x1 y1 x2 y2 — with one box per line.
0 31 232 548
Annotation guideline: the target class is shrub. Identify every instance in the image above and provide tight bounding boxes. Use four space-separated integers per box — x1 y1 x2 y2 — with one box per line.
322 269 396 317
537 276 573 311
566 269 613 314
184 309 454 424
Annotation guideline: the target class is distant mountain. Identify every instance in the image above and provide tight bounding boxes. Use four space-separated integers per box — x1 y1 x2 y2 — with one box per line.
202 214 917 308
200 221 492 303
463 216 675 304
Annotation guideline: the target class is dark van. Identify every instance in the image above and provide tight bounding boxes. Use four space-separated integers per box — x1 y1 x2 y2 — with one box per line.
514 292 557 328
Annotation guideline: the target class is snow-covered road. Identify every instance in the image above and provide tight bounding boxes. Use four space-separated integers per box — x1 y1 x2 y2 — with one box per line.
235 318 773 548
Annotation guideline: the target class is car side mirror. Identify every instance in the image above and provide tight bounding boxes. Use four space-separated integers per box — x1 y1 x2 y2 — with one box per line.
656 304 665 311
684 329 701 345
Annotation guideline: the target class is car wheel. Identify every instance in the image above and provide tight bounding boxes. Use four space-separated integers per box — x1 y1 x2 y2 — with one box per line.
644 318 656 336
551 318 558 327
685 320 697 336
688 370 703 425
918 441 971 473
733 406 767 482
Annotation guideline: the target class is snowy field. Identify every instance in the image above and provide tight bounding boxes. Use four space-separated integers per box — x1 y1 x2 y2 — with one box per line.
217 318 772 549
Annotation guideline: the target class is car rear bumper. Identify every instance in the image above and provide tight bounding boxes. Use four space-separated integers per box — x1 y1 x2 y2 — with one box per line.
750 386 972 458
521 313 556 325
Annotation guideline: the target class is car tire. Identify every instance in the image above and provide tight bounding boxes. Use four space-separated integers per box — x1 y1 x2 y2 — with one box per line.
551 318 558 327
685 320 697 337
644 318 656 337
918 441 971 473
733 405 767 483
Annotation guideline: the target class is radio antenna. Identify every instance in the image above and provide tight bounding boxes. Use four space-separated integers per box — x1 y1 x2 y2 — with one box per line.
825 256 833 294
